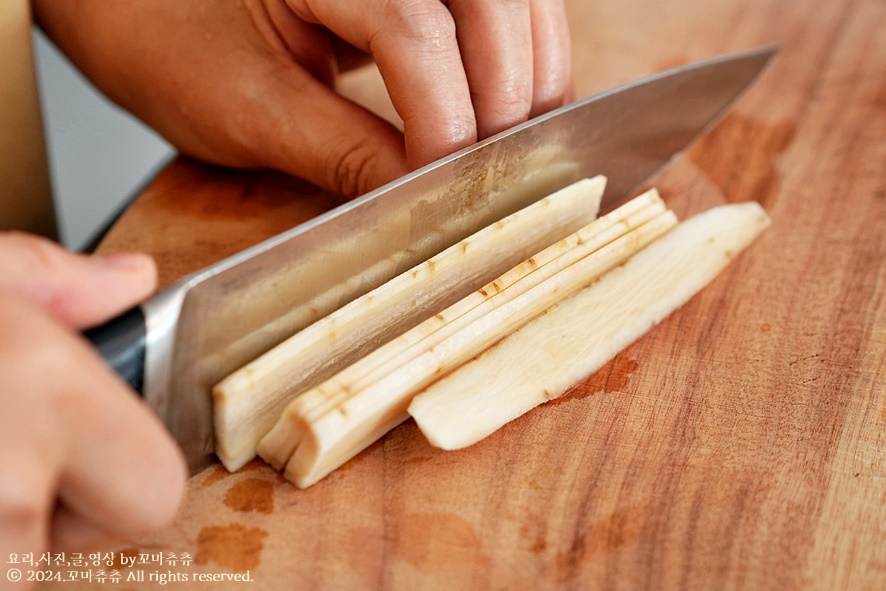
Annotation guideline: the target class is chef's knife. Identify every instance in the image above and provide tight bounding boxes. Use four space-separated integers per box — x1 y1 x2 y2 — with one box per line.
85 46 775 473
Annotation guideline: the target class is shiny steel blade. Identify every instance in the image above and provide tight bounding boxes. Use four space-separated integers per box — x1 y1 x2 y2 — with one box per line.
144 46 776 472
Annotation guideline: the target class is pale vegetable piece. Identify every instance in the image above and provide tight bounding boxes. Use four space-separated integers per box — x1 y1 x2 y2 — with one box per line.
213 176 607 471
276 188 667 431
260 198 678 487
257 191 668 472
408 202 772 450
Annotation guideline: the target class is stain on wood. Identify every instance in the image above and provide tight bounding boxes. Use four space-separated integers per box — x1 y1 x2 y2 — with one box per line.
549 352 640 406
196 465 229 489
194 524 268 571
223 478 274 514
394 513 488 574
550 505 647 582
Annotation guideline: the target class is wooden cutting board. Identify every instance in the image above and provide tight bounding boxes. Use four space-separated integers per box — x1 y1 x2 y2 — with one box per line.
43 0 884 589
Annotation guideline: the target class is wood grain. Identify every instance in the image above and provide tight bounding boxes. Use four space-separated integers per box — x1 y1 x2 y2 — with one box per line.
43 0 884 589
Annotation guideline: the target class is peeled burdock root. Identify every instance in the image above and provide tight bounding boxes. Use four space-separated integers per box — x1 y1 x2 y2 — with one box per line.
218 173 770 488
213 177 606 471
258 186 688 488
409 201 771 450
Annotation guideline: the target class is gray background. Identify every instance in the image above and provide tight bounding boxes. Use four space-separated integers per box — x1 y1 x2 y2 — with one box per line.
34 30 174 250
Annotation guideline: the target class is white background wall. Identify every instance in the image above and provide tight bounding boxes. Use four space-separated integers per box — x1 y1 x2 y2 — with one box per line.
33 30 174 251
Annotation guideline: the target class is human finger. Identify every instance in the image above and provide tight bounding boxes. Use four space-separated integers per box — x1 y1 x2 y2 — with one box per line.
237 1 412 192
446 0 534 139
34 0 409 198
0 233 156 329
0 293 187 552
52 377 188 551
271 73 411 196
0 420 54 577
528 0 573 116
50 505 124 553
286 0 477 168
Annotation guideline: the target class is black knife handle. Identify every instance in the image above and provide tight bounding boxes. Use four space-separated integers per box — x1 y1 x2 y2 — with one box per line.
83 307 147 394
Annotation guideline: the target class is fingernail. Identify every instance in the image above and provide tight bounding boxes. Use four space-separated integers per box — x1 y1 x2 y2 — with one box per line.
95 252 154 271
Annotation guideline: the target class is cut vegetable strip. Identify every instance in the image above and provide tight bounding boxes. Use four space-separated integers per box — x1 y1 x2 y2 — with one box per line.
213 176 606 471
408 202 771 450
260 197 678 487
257 190 666 471
282 188 667 430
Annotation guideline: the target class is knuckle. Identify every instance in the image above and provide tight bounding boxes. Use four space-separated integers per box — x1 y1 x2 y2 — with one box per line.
123 499 178 538
0 469 49 534
2 231 68 276
327 138 385 197
384 0 457 45
474 84 533 136
128 495 183 537
124 444 187 536
495 0 530 11
113 482 183 539
492 85 533 118
533 66 572 111
0 297 74 378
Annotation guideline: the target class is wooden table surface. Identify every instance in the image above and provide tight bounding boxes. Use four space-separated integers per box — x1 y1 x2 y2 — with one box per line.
47 0 884 589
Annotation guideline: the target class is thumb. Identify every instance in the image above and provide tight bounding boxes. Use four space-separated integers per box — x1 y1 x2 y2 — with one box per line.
0 233 157 329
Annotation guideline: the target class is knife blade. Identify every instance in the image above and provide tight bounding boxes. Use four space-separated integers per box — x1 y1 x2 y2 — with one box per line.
86 46 776 473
